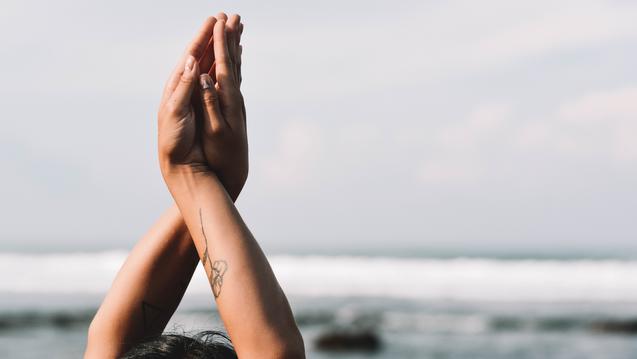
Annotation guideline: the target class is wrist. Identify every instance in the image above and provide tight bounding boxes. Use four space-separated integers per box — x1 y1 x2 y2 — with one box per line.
161 162 214 190
160 153 209 178
217 168 248 202
162 164 234 220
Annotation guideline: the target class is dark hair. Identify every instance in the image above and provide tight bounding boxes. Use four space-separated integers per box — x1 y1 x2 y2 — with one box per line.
120 331 237 359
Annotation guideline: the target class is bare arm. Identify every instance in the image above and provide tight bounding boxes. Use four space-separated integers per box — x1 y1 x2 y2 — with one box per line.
157 15 305 359
84 205 199 358
164 168 304 359
85 16 249 357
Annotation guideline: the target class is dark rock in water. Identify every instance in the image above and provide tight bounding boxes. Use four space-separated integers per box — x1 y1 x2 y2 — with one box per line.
315 329 381 352
591 319 637 334
0 310 95 331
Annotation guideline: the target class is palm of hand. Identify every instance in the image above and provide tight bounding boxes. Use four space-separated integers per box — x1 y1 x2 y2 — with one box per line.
158 15 247 199
162 107 207 166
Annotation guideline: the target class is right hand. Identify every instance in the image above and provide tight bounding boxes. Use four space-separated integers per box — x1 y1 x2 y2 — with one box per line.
197 14 248 200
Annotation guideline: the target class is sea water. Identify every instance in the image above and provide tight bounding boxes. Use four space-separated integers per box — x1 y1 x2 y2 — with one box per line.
1 252 637 358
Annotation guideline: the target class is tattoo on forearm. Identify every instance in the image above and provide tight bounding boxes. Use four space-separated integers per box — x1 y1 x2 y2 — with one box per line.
141 300 163 331
200 208 210 268
199 208 228 299
211 260 228 298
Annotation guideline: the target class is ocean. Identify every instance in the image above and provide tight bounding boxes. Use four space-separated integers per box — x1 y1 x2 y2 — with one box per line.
2 252 637 358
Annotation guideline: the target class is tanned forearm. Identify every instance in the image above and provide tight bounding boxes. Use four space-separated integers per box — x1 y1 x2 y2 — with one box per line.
85 205 199 359
154 13 303 358
166 167 305 359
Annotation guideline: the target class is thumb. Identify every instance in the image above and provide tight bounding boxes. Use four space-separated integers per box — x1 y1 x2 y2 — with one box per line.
169 55 199 115
200 73 226 134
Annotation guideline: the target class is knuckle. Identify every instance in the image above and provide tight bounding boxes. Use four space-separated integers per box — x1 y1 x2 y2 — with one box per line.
204 122 225 138
164 101 178 115
217 70 229 79
165 101 187 117
180 74 195 85
202 91 218 106
217 59 230 68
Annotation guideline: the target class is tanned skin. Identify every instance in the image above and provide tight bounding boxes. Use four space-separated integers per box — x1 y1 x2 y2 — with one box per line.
85 13 304 359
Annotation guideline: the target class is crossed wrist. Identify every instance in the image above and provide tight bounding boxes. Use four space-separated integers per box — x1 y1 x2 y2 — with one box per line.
161 161 212 184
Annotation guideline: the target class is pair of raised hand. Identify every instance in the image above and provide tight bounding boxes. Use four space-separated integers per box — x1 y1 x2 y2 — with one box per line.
86 13 305 358
158 13 247 200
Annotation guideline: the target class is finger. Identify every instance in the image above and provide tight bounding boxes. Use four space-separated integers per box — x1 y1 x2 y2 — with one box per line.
213 19 235 87
208 62 217 81
162 17 215 103
216 12 228 22
186 16 216 59
199 19 218 75
238 45 243 86
226 15 241 82
202 15 232 116
238 23 243 85
199 38 216 75
168 55 198 115
200 74 226 134
226 15 240 63
161 57 187 104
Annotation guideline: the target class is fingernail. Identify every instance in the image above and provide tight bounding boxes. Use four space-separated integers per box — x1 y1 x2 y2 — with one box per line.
185 56 195 72
200 74 213 90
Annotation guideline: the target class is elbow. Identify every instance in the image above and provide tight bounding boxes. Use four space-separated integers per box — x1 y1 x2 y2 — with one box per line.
253 331 305 359
86 315 108 347
85 317 121 359
277 331 306 359
85 318 104 357
283 345 306 359
86 318 99 347
282 345 305 359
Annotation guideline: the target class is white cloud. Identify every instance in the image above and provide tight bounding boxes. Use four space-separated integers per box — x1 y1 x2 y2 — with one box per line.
436 104 511 150
419 85 637 186
2 0 637 252
556 87 637 163
245 1 637 103
417 103 511 183
419 158 482 184
259 120 323 188
512 87 637 164
558 87 637 123
463 2 637 68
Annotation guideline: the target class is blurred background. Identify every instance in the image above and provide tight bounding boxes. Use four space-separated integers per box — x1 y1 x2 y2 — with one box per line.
1 0 637 358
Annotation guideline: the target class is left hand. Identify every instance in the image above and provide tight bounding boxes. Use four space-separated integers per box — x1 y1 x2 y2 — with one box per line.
157 18 217 175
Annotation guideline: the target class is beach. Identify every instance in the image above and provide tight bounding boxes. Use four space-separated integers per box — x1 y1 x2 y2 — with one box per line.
2 252 637 358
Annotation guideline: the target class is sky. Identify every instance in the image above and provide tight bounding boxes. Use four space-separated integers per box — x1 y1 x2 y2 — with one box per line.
1 0 636 255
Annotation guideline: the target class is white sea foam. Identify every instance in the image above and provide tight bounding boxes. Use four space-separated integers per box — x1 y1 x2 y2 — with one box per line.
1 252 637 302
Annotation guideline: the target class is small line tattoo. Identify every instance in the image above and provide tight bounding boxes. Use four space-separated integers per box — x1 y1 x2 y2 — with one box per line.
141 300 163 331
200 208 210 269
199 208 228 299
211 260 228 298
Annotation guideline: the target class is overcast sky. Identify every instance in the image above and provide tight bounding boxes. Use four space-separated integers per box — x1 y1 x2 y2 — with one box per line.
1 0 636 255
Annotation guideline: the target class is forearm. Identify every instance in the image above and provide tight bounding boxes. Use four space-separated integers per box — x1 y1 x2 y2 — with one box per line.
165 167 304 359
85 205 199 359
